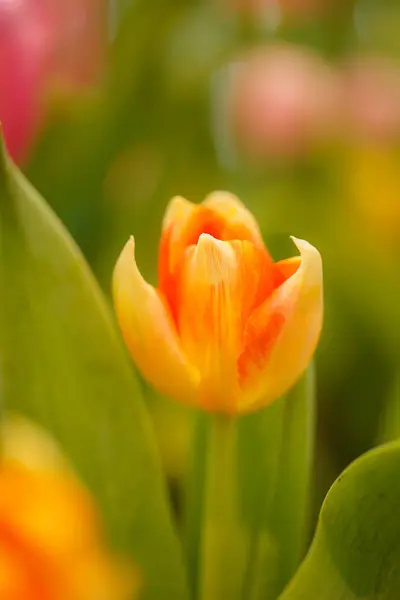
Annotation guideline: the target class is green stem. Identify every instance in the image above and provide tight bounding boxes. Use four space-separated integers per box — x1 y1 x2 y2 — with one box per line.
200 414 244 600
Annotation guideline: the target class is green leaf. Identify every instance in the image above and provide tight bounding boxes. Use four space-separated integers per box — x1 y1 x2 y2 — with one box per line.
237 364 316 600
279 440 400 600
0 135 189 600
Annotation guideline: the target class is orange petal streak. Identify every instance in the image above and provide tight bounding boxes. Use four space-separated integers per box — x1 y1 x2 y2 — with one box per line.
273 256 302 287
238 238 322 412
202 191 265 247
237 258 302 366
158 193 271 322
0 515 53 600
178 234 270 412
158 196 197 324
0 419 135 600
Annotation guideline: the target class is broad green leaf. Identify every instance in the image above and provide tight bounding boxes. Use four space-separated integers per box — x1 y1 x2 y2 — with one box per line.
237 365 316 600
279 440 400 600
0 135 189 600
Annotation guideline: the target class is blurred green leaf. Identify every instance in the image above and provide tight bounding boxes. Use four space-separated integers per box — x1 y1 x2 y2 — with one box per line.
0 135 189 600
279 440 400 600
378 375 400 443
183 412 208 597
26 0 195 262
238 364 316 600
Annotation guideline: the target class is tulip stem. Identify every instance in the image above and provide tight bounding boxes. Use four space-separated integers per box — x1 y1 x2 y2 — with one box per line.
200 414 244 600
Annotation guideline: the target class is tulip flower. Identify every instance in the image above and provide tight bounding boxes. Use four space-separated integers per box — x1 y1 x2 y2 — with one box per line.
218 0 330 18
0 417 135 600
113 192 323 414
224 45 339 159
339 56 400 143
0 0 105 163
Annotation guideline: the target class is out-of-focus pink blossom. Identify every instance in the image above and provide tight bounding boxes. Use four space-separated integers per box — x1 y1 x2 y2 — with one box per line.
0 1 49 163
218 0 330 18
0 0 105 164
227 45 339 160
340 56 400 143
43 0 106 89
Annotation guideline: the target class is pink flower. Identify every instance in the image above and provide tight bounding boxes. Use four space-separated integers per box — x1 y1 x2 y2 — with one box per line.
0 0 105 164
340 56 400 143
226 45 339 159
217 0 330 18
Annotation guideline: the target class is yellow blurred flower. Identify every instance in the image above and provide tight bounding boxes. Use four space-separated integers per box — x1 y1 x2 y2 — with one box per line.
0 417 136 600
345 145 400 249
113 192 323 414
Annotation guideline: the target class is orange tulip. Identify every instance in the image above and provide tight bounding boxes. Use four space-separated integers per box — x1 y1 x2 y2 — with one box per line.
113 192 323 414
0 417 136 600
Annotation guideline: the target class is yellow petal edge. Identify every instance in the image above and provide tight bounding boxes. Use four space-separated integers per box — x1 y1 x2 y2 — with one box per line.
113 237 199 404
240 236 323 412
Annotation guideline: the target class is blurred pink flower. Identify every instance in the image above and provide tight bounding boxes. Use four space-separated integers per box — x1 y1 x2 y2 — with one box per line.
218 0 330 18
0 0 105 164
227 45 339 160
340 56 400 143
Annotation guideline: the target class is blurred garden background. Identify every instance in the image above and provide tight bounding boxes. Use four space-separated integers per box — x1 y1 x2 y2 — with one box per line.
2 0 400 531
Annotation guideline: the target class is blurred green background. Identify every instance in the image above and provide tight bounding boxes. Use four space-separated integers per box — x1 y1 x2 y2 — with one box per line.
4 0 400 532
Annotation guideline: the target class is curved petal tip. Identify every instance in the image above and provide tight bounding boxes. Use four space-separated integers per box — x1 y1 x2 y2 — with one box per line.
113 237 200 404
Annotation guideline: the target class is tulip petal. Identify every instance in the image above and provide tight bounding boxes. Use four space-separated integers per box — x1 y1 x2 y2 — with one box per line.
113 237 199 404
238 237 322 412
202 191 265 246
158 194 271 323
0 418 135 600
1 416 71 474
161 195 196 233
178 234 266 412
158 196 197 323
160 196 197 278
178 235 240 412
